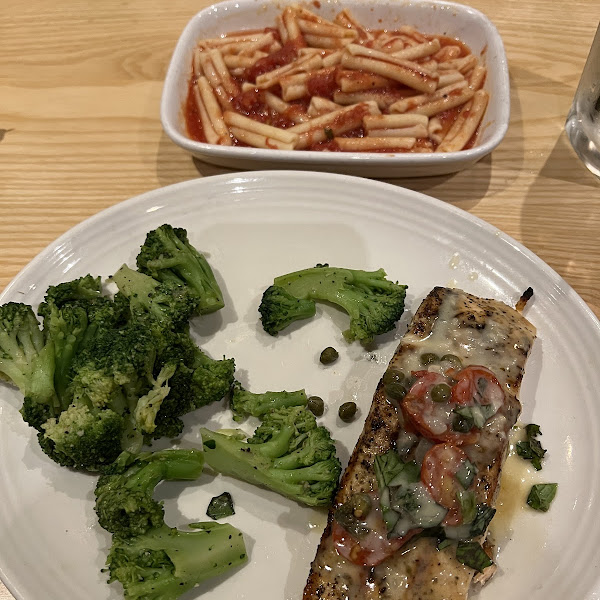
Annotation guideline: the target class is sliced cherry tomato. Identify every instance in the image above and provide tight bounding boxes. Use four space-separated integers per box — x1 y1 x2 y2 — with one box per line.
332 519 419 567
451 365 505 410
401 371 480 445
331 493 420 567
421 443 469 526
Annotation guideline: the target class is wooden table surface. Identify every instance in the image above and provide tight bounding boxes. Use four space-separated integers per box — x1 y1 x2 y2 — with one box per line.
1 1 599 598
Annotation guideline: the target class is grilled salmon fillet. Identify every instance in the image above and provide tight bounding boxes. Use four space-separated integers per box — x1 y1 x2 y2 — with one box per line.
303 286 536 600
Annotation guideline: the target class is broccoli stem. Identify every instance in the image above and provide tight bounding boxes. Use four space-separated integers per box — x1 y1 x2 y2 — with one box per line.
121 450 205 493
111 265 169 325
261 265 407 343
201 427 337 507
95 449 205 537
107 522 247 600
230 383 308 421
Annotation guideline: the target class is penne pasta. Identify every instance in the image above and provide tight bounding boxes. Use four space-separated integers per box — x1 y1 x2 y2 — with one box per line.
402 87 475 117
335 136 417 151
436 89 489 152
363 113 428 129
223 111 299 144
392 38 441 61
338 70 394 93
196 77 232 145
193 85 220 145
229 126 296 150
183 5 490 153
367 125 428 137
341 50 438 93
307 96 342 116
298 18 358 39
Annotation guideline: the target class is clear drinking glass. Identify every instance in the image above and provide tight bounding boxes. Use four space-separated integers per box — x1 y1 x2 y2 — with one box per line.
565 22 600 178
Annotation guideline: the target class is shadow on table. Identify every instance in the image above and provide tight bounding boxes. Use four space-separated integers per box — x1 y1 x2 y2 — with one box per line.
538 131 600 188
155 131 236 187
518 129 600 314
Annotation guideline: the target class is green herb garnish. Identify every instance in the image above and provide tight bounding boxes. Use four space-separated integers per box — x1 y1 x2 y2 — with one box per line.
455 459 476 489
457 490 477 524
455 541 493 572
516 423 546 470
527 483 558 512
469 504 496 537
206 492 235 520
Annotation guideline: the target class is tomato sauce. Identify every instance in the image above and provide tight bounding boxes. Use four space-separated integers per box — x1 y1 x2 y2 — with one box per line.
245 38 304 82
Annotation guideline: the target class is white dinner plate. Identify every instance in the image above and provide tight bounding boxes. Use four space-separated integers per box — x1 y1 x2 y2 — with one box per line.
0 171 598 600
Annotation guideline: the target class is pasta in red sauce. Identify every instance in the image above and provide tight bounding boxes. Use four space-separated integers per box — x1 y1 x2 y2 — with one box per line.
184 4 488 153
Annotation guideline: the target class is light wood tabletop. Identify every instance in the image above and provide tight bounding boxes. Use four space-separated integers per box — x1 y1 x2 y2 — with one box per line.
1 1 599 599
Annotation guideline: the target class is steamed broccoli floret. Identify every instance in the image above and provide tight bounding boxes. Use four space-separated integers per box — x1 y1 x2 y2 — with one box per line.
136 224 224 315
40 404 124 470
148 333 235 441
95 449 205 537
133 364 177 436
106 521 247 600
259 285 316 336
259 265 407 343
189 346 235 408
0 302 60 429
39 274 107 306
201 405 341 506
111 264 201 333
37 322 176 469
230 380 307 421
37 275 126 402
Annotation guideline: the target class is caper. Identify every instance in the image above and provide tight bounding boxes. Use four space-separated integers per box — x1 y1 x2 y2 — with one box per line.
338 401 357 422
334 503 369 538
382 368 405 386
441 354 462 369
349 493 372 519
385 382 407 401
420 352 440 366
431 383 451 403
307 395 325 417
320 346 339 365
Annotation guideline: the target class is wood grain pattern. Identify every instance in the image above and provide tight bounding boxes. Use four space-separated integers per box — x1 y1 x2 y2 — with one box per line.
0 1 599 598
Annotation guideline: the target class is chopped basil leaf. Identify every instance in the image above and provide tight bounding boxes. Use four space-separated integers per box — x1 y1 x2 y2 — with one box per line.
374 450 404 487
457 490 477 524
452 404 496 431
437 538 453 550
470 504 496 536
324 127 334 141
383 508 401 531
391 483 447 528
444 503 495 541
388 461 420 487
455 459 477 489
516 423 547 470
374 451 420 487
525 423 542 437
455 541 493 572
527 483 558 512
452 411 474 433
206 492 235 520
